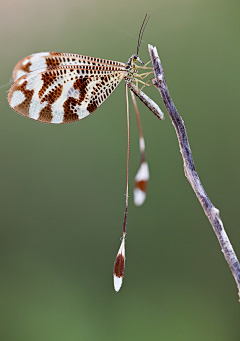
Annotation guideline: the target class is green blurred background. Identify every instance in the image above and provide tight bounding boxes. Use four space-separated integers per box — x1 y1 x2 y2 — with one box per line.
0 0 239 340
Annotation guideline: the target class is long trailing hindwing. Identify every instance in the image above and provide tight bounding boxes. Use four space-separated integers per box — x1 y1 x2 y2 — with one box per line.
8 53 126 124
8 15 165 293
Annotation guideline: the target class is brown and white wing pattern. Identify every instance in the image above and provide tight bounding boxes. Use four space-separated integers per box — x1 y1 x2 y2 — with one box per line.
11 52 125 82
8 57 126 124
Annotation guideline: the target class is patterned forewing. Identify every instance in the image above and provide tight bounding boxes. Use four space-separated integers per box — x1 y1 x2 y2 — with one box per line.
12 52 125 82
8 64 125 124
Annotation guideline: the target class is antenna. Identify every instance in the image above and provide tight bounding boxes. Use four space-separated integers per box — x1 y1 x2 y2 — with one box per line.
137 13 151 56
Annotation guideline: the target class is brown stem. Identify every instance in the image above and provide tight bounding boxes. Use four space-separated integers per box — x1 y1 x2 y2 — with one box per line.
148 44 240 301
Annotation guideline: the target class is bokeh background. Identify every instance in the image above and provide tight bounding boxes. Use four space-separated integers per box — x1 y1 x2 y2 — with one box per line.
0 0 239 340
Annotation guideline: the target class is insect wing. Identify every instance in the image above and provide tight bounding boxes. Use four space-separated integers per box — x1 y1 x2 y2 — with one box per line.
8 64 125 124
12 52 125 82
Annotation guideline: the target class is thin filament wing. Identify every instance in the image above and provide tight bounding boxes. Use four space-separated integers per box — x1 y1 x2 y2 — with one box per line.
113 84 130 292
123 84 130 236
130 91 150 206
130 91 144 161
137 13 151 56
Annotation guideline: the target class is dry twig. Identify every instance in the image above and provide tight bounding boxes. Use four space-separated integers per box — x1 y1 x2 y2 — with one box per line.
148 44 240 300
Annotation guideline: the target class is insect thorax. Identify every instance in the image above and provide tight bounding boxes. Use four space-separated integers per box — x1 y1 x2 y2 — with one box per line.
124 54 144 84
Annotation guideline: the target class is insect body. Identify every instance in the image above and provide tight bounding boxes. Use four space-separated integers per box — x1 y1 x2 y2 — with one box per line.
8 52 163 123
7 14 164 292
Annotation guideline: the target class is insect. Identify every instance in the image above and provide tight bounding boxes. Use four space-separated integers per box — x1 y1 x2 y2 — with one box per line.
7 14 164 292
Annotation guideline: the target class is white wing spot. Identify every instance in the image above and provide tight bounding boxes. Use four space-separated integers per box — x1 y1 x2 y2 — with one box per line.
26 72 44 91
67 87 79 99
29 52 50 72
114 275 123 292
135 162 149 182
10 90 25 107
134 188 146 206
18 78 26 86
29 100 48 120
51 111 64 124
139 137 145 152
75 104 90 119
16 70 27 80
22 58 30 66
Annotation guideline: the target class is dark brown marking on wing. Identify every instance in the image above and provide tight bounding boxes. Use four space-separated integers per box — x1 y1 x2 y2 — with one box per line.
12 59 31 81
135 180 148 192
113 254 125 278
8 80 34 117
62 76 92 122
39 71 58 100
45 56 61 68
22 61 31 73
41 84 63 104
87 102 98 113
38 104 53 123
73 77 90 103
62 71 122 121
62 97 80 123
